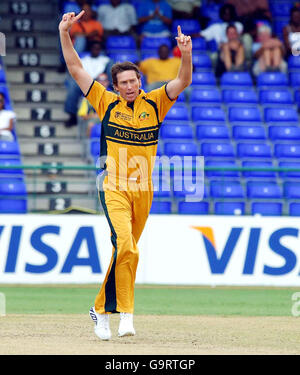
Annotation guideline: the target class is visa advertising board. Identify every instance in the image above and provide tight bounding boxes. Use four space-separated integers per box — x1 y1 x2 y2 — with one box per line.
0 214 299 286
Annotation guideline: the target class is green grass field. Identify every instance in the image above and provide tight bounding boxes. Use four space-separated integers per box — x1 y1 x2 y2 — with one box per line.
0 284 298 316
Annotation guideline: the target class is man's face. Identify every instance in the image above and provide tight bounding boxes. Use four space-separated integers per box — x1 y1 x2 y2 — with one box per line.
90 43 102 57
292 11 300 26
227 27 238 41
114 70 141 102
159 45 170 60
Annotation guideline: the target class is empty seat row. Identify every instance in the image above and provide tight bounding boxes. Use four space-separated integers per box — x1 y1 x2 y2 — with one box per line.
163 104 299 123
160 124 300 141
161 142 300 159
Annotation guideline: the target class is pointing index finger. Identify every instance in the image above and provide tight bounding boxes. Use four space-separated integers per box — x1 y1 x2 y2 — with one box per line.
75 10 85 21
177 25 182 36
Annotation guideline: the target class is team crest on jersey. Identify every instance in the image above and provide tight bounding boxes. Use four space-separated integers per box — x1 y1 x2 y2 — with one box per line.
115 111 132 121
138 112 150 121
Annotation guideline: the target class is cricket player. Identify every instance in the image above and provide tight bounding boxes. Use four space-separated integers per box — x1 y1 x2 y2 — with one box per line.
59 10 192 340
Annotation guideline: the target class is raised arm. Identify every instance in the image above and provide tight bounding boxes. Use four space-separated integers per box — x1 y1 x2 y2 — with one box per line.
59 11 93 95
166 25 193 100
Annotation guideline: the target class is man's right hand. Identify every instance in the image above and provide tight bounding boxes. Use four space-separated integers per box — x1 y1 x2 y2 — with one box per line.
59 10 85 32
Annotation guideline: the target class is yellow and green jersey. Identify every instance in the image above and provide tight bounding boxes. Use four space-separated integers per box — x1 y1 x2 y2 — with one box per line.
85 80 177 183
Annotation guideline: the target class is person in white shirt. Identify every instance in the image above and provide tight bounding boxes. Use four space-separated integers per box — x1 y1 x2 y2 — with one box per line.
97 0 137 41
198 4 243 46
0 93 15 142
64 40 113 127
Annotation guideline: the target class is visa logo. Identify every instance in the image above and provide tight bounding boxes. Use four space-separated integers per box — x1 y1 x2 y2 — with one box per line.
0 225 102 274
193 227 299 276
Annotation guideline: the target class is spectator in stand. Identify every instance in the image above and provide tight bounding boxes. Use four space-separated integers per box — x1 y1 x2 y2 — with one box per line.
283 5 300 57
78 72 112 137
137 0 172 38
69 3 103 54
64 41 113 127
252 23 286 77
138 43 181 91
0 93 15 142
195 4 243 47
215 24 246 77
166 0 201 19
97 0 138 42
193 4 247 67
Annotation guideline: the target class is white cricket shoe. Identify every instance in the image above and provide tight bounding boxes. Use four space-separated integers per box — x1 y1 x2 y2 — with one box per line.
89 307 111 341
118 312 136 337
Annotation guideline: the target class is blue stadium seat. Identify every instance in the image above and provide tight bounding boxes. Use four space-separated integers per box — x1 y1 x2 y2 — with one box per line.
0 199 27 213
259 89 293 105
237 143 272 158
153 177 172 199
192 107 225 123
283 181 300 199
269 125 300 141
0 69 7 84
0 141 20 157
105 35 136 51
164 105 189 122
173 180 206 200
251 202 282 216
264 107 298 123
192 54 212 70
90 140 100 158
257 72 288 87
247 181 282 199
214 201 245 215
242 160 276 178
160 124 193 139
289 202 300 216
220 72 253 87
278 161 300 178
164 141 198 156
275 143 300 158
191 37 207 52
270 2 292 17
140 37 172 51
196 124 229 140
190 88 221 104
172 19 201 35
191 72 216 87
232 125 266 140
150 200 172 214
228 107 262 123
109 52 139 63
0 179 27 196
90 123 101 138
0 159 24 176
222 89 258 104
210 180 244 198
288 55 300 71
205 160 239 178
178 201 209 215
290 72 300 87
201 142 235 158
295 89 300 104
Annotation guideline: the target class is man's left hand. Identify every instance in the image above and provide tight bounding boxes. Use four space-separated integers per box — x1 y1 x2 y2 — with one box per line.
175 25 192 54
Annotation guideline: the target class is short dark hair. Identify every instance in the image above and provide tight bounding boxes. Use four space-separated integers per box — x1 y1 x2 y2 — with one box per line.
111 61 141 86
